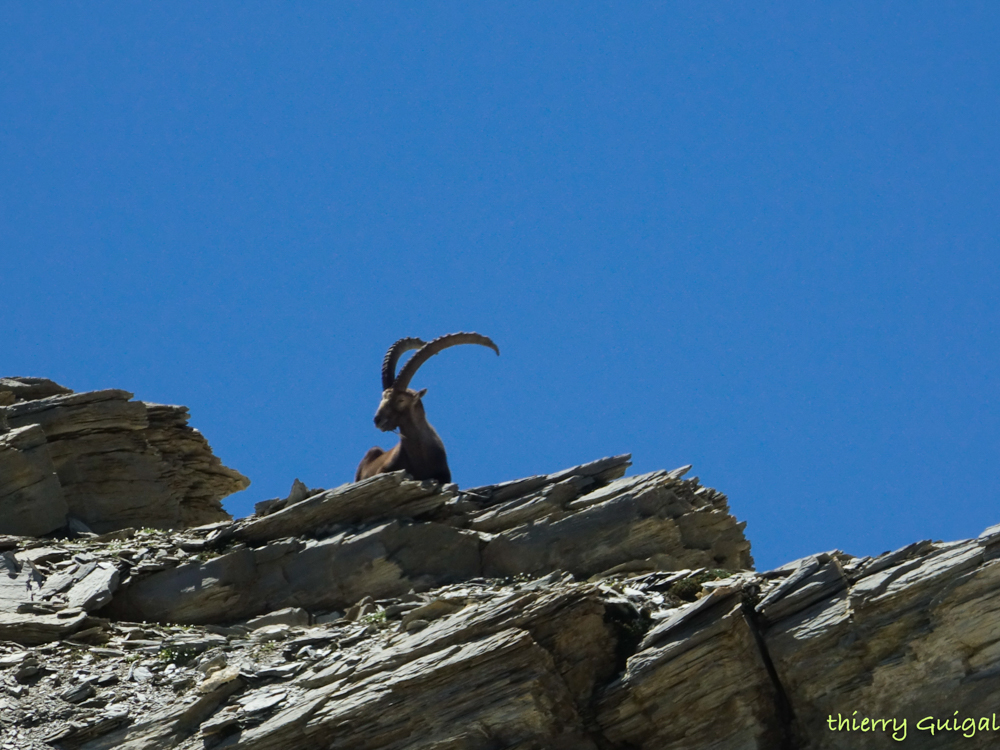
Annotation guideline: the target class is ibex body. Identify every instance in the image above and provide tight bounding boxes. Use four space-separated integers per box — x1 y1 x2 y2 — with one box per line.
355 332 499 484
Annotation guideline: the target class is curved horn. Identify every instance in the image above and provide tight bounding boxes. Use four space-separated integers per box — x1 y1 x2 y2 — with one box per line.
381 337 426 390
393 332 499 391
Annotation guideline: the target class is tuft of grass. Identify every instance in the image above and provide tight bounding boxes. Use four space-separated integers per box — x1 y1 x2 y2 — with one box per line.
668 569 734 602
157 646 198 664
254 641 279 657
360 610 388 627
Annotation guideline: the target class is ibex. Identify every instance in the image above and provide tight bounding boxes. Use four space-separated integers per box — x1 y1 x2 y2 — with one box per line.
355 332 500 484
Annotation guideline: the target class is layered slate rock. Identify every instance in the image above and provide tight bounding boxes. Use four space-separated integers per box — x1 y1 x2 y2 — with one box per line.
143 403 251 529
106 521 482 625
106 457 752 624
232 628 595 750
762 535 1000 749
1 455 999 749
234 472 455 546
0 610 90 646
0 376 73 403
0 378 248 534
0 424 68 536
587 532 1000 750
596 587 788 749
61 580 624 750
476 466 752 578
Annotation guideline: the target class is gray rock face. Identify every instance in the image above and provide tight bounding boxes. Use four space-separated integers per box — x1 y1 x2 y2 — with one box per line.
597 590 786 748
0 610 89 645
479 467 751 578
234 471 454 545
106 519 483 625
105 457 751 625
0 376 73 402
763 539 1000 749
142 403 251 529
0 424 68 536
65 563 120 611
1 452 996 750
0 378 248 534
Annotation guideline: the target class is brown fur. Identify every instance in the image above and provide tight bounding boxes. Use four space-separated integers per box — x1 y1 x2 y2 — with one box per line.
355 332 499 485
355 388 451 483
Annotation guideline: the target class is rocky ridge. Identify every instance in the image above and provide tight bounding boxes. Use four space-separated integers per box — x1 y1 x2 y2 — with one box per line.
0 378 249 536
1 381 999 749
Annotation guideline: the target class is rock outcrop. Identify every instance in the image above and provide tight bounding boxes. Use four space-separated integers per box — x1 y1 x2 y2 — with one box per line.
0 424 68 537
0 377 249 536
101 456 750 626
0 382 996 749
2 504 999 749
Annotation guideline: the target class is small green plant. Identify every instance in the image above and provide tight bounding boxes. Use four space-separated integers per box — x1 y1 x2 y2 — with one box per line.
157 645 198 664
254 641 279 658
668 569 734 602
361 610 388 628
501 572 533 585
603 600 653 677
104 539 124 555
668 578 702 602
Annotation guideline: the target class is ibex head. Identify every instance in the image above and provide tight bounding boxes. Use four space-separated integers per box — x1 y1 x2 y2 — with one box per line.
372 332 498 431
374 388 427 431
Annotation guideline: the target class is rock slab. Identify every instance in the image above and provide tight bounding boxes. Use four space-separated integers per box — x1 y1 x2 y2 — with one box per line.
107 460 752 625
0 456 999 750
0 424 68 537
0 378 249 534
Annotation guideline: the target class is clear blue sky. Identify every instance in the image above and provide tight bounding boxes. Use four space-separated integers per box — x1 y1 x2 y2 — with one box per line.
4 4 998 570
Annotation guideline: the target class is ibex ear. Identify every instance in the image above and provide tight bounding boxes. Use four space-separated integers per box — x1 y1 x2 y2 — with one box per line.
415 388 427 400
